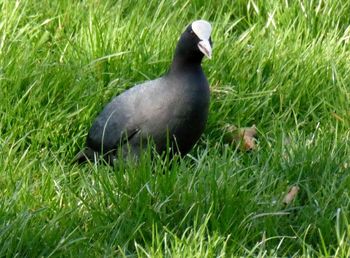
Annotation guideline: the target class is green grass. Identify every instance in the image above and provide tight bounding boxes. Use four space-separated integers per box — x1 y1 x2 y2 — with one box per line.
1 0 350 256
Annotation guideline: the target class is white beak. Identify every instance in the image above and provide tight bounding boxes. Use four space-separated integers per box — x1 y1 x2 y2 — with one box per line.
198 39 212 59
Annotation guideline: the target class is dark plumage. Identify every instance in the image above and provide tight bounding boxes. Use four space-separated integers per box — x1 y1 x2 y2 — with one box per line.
76 20 213 163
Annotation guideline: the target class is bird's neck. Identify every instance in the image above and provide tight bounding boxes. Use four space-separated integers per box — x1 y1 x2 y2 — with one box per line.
168 46 204 75
169 56 203 75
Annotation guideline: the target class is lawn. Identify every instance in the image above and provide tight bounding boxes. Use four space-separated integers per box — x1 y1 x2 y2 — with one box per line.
0 0 349 256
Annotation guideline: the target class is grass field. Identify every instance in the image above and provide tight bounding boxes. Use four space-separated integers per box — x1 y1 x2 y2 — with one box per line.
1 0 350 256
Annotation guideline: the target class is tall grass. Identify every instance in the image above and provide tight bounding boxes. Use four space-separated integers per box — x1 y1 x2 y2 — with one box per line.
0 0 349 256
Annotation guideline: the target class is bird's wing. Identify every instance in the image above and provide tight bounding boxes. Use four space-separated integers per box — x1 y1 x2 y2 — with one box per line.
86 94 139 153
86 79 164 153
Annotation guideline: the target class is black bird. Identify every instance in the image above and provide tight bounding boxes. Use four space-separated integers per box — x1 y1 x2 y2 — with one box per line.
77 20 213 163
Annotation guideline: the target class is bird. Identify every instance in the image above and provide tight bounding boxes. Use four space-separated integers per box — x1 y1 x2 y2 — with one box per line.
76 20 213 164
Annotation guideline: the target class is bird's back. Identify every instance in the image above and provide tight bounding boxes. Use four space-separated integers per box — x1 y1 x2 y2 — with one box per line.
86 71 209 157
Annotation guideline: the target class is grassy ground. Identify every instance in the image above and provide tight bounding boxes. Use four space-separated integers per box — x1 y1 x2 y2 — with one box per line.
1 0 349 256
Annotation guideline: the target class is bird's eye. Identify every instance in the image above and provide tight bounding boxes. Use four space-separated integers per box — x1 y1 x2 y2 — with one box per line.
190 30 195 35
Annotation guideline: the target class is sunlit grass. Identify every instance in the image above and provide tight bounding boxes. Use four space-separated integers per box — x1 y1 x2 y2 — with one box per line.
0 0 349 256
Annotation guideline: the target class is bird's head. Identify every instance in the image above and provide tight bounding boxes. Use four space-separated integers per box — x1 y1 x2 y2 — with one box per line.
174 20 213 63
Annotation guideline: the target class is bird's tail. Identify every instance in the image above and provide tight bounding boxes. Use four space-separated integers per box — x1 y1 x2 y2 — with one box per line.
73 147 97 164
